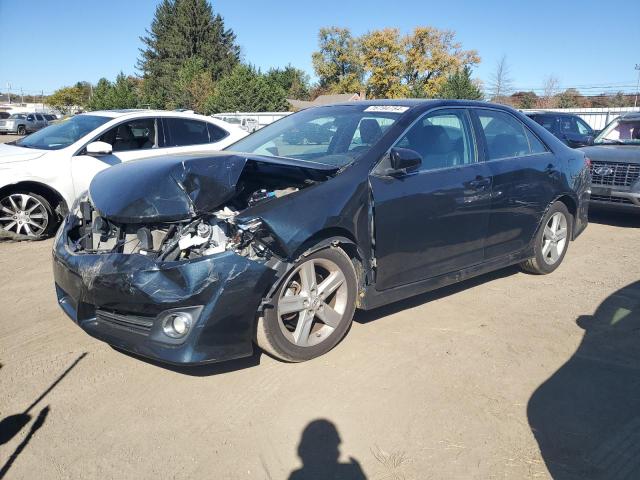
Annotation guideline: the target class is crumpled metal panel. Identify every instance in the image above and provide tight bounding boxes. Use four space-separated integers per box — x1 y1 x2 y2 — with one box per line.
53 219 277 364
89 152 338 224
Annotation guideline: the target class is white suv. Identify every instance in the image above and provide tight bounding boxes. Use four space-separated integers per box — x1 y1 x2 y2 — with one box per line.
0 110 248 239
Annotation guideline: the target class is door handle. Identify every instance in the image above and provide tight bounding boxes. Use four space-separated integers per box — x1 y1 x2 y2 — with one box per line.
468 176 491 191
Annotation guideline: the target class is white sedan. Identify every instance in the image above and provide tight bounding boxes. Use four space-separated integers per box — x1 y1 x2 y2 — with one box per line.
0 110 247 239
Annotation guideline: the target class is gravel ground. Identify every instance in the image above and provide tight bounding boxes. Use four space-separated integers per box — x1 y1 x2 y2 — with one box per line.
0 209 639 479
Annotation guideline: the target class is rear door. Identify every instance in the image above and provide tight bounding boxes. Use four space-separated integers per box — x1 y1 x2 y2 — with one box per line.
473 108 557 260
370 108 493 290
161 117 231 154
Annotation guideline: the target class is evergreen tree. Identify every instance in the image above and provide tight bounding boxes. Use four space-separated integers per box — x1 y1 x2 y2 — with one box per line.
437 66 483 100
266 65 311 100
205 64 288 113
138 0 239 108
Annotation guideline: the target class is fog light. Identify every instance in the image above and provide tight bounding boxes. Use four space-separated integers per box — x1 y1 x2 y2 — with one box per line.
162 313 192 338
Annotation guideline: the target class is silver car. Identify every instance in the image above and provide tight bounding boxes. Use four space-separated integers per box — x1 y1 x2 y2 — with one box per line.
0 112 48 135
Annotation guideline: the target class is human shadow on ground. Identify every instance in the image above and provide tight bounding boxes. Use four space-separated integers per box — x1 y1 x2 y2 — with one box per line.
528 280 640 480
288 419 366 480
0 352 86 478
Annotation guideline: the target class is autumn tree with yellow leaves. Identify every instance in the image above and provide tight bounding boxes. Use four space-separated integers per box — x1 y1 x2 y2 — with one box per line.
312 26 480 99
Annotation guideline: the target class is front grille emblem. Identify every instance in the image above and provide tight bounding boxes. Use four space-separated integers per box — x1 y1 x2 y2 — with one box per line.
594 166 614 176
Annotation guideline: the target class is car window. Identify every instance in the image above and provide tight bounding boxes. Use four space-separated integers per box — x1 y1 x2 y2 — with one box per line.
348 117 395 152
98 118 157 152
530 115 556 132
396 109 474 171
207 123 229 142
165 118 210 147
575 118 592 135
477 110 541 160
229 105 402 167
27 114 35 121
35 114 44 121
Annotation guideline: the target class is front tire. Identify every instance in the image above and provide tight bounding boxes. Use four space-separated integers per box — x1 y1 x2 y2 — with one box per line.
520 201 572 275
256 246 358 362
16 125 26 135
0 191 57 240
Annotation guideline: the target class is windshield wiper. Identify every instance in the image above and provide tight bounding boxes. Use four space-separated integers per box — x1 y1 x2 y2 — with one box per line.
598 139 624 145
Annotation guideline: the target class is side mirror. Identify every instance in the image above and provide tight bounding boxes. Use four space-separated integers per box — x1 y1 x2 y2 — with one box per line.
86 141 112 156
390 147 422 172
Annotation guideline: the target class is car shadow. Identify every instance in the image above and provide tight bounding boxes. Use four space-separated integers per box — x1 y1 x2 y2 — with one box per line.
112 347 263 377
588 208 640 228
528 280 640 479
355 265 520 324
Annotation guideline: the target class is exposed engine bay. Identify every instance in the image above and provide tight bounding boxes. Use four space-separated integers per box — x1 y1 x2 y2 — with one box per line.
65 155 336 262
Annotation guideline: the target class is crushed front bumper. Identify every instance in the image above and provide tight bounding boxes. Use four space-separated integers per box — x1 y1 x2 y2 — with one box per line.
52 218 276 365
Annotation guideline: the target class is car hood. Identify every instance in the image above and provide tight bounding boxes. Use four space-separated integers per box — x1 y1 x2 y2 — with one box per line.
0 143 48 164
89 151 338 223
580 145 640 164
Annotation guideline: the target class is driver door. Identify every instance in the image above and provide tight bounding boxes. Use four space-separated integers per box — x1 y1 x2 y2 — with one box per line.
71 117 163 197
370 108 492 290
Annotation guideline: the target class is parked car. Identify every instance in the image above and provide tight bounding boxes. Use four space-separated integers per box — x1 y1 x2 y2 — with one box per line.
0 112 10 120
0 110 247 239
0 112 48 135
43 113 58 122
579 112 640 210
52 100 590 365
525 111 595 148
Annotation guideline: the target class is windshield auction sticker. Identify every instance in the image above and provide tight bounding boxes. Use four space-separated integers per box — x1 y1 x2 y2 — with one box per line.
364 106 410 113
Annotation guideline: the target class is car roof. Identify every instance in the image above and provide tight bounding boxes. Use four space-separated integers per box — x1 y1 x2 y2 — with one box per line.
313 99 522 113
620 112 640 121
524 110 577 117
80 109 232 123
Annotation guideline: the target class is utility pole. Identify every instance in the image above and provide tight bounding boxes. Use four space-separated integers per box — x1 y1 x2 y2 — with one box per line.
635 64 640 109
6 83 11 104
20 88 24 104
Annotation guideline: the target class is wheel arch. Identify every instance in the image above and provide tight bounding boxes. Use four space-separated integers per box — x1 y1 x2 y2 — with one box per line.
0 181 69 216
554 194 578 239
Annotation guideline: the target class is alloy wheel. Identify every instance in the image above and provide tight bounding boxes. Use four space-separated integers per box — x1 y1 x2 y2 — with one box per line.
0 193 49 237
277 258 349 347
541 212 568 265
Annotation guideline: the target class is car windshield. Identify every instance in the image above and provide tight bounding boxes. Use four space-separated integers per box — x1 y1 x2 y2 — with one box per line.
15 114 111 150
227 105 404 167
9 114 27 119
594 118 640 145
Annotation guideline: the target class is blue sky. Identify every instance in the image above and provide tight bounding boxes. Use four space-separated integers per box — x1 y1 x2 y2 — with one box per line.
0 0 638 96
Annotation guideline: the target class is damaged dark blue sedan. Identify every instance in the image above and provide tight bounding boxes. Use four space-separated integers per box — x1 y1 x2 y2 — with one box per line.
53 100 590 364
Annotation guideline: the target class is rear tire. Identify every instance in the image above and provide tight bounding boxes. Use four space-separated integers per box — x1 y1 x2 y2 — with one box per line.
16 125 26 135
520 201 572 275
256 246 358 362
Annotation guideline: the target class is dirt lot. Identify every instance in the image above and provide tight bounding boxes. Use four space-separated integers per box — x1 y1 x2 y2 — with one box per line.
0 210 639 479
0 134 22 144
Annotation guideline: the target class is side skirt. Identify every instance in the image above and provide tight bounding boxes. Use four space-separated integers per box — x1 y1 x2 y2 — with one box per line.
359 250 531 311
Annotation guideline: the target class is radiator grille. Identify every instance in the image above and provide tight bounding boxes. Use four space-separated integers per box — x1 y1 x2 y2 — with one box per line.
590 161 640 187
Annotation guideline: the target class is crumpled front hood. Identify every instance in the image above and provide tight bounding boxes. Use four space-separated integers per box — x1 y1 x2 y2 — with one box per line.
580 145 640 164
89 151 337 224
0 143 48 164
